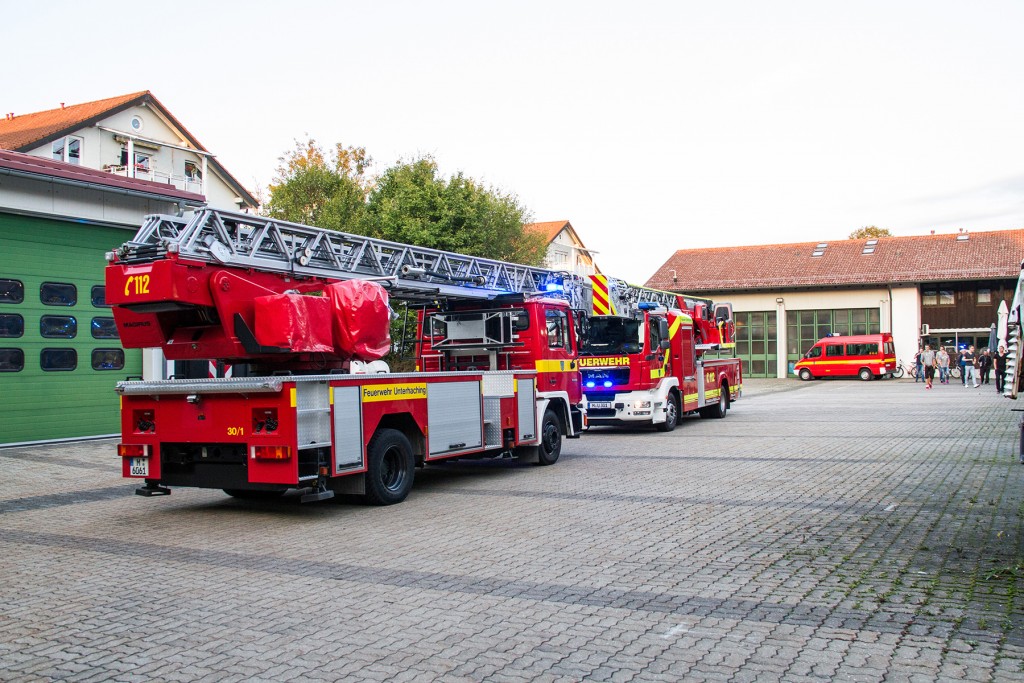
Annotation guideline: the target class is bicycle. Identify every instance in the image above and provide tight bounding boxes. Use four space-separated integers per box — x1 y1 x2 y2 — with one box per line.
892 360 916 379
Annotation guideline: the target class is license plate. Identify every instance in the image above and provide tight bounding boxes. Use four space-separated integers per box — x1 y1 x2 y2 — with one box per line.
129 457 149 477
589 402 612 409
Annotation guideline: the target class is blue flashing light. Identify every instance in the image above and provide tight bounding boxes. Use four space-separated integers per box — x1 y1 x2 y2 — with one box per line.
603 381 613 388
585 381 596 388
637 302 658 310
544 283 563 293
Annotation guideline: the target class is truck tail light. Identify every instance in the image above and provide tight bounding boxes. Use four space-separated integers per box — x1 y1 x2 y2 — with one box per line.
253 445 291 461
118 444 150 458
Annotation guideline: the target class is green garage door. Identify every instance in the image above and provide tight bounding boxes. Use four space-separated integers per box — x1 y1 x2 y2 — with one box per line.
0 213 141 444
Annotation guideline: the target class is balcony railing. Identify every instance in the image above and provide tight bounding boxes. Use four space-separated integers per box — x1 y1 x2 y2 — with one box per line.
103 165 204 195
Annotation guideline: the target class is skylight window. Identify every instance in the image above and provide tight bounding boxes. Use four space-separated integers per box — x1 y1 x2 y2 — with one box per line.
862 239 878 255
811 242 828 257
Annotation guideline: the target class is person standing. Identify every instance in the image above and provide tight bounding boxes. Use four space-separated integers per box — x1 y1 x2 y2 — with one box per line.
920 344 936 389
937 346 950 384
958 347 968 385
979 348 993 385
995 345 1008 393
914 347 924 382
963 345 979 388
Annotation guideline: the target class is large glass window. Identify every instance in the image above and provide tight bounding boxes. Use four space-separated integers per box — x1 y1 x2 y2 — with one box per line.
734 310 776 377
786 308 881 375
40 282 77 306
40 348 77 371
51 136 82 165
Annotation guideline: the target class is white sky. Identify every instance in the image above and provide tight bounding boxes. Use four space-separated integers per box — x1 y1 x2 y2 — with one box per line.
4 1 1024 282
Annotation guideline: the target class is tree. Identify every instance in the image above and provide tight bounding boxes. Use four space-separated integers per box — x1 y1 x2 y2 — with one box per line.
849 226 892 239
266 138 371 231
363 156 546 265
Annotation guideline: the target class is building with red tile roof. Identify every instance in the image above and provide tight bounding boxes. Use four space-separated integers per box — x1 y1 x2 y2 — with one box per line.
524 220 600 275
646 229 1024 378
0 91 256 211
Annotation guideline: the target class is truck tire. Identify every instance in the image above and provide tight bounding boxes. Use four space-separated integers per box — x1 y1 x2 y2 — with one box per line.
655 393 679 432
699 385 729 419
518 408 562 466
364 428 415 505
798 368 813 381
858 368 873 381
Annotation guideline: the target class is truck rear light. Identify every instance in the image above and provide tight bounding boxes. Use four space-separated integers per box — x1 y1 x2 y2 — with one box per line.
118 444 150 458
253 445 291 461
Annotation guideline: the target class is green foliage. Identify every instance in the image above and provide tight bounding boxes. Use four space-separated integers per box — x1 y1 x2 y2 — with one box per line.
849 225 892 239
363 156 546 265
266 138 371 231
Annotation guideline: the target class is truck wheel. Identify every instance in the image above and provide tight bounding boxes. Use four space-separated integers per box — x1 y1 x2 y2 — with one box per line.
364 428 415 505
519 408 562 466
858 368 873 381
798 368 813 381
699 386 728 419
655 393 679 432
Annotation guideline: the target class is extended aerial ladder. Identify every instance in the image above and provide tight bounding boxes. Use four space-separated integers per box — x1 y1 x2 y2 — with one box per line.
111 208 591 308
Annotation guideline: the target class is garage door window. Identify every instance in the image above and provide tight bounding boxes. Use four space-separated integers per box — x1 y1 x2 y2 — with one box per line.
0 314 24 338
91 317 118 339
0 279 24 304
40 282 77 306
0 348 24 372
91 285 109 307
41 348 77 371
40 315 77 339
91 348 125 371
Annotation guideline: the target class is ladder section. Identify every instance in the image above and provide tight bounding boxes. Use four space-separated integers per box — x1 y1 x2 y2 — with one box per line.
114 209 585 305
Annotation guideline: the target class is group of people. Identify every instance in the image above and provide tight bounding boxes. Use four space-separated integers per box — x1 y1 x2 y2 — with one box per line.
914 343 1007 391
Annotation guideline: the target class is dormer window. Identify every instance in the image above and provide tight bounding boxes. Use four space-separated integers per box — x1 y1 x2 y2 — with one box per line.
184 160 202 182
51 136 82 165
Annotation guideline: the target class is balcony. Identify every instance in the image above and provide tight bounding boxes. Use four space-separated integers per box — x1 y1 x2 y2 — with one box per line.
103 165 204 195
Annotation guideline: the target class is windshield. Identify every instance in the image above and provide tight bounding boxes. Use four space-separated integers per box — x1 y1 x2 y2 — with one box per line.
582 317 643 355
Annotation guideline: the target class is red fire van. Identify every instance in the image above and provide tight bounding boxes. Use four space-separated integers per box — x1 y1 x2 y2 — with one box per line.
793 333 896 381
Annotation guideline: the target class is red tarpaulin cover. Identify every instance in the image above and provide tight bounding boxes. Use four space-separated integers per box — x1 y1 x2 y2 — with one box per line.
325 280 392 361
253 293 333 353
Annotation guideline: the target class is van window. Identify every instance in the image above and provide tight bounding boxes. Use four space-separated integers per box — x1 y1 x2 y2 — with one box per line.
884 341 894 355
806 346 822 359
848 343 879 356
825 344 843 356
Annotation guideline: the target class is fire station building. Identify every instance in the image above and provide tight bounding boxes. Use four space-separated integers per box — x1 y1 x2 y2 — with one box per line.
646 229 1024 378
0 92 255 445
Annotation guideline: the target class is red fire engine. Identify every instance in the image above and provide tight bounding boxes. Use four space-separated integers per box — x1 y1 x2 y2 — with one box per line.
107 209 585 504
578 274 742 430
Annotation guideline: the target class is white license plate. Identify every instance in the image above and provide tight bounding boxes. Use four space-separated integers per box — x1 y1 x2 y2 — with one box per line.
589 402 612 409
129 457 149 477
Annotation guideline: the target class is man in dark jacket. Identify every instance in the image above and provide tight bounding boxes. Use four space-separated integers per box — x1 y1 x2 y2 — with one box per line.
995 345 1009 393
979 348 994 384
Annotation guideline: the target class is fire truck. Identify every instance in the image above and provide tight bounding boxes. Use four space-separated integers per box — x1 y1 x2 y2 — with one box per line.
107 209 587 505
577 274 741 431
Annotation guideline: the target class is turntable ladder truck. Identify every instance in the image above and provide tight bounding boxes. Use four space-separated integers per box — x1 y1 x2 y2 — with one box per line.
107 208 587 505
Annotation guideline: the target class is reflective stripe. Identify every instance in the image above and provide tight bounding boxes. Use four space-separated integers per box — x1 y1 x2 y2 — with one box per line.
535 359 578 372
590 274 616 316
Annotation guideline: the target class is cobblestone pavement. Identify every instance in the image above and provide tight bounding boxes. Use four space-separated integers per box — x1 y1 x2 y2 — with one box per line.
1 378 1023 682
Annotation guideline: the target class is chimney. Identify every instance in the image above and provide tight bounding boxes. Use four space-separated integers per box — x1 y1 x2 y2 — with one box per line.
60 102 65 109
930 230 935 235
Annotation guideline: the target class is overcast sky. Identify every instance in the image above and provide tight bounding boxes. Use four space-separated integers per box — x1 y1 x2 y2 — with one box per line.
5 1 1023 282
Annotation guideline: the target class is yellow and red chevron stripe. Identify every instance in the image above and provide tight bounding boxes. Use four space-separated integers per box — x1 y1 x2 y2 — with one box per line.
590 274 615 315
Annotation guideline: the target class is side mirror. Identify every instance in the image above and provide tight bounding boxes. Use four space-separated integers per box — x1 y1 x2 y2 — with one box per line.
660 339 671 351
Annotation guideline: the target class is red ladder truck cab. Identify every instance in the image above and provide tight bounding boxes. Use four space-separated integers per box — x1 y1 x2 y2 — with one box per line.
580 303 742 431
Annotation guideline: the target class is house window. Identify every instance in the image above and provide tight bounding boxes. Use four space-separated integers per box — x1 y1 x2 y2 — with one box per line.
51 136 82 165
120 149 151 172
978 288 992 305
939 290 954 305
922 290 937 306
185 160 202 182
